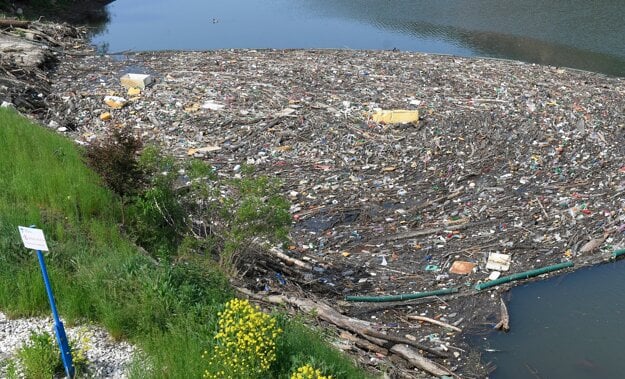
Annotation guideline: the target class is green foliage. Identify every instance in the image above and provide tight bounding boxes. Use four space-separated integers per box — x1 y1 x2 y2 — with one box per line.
0 108 119 226
84 136 184 257
216 170 292 270
123 145 182 256
138 145 176 180
0 109 371 379
232 175 292 239
135 146 290 268
126 185 184 259
15 331 62 379
11 330 91 379
273 318 372 379
291 363 334 379
185 159 216 180
4 359 18 379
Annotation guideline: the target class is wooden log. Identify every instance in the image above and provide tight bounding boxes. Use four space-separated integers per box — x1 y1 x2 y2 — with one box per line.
578 236 606 254
236 287 386 344
269 246 312 270
236 287 457 376
242 286 446 356
363 329 448 358
390 344 455 377
407 314 463 333
340 331 388 355
355 339 388 355
0 19 30 28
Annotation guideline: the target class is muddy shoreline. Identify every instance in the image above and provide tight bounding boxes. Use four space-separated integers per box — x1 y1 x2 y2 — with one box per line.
4 21 625 378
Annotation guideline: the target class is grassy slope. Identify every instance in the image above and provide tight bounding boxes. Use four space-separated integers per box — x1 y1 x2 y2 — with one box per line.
0 108 372 378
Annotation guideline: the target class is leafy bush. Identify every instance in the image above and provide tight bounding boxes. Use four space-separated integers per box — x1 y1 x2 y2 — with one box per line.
215 171 292 270
85 135 184 257
84 127 144 198
132 147 291 268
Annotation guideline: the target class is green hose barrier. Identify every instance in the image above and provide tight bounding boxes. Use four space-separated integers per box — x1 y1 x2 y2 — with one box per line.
345 287 458 302
611 249 625 259
475 261 574 291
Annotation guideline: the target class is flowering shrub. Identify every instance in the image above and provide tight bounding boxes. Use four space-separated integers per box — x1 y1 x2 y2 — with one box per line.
203 298 282 378
291 363 334 379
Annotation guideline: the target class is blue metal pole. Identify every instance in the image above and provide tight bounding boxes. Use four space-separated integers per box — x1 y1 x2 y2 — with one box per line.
36 250 75 379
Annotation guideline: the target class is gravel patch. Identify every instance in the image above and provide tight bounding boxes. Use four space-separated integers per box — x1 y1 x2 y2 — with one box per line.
0 312 135 378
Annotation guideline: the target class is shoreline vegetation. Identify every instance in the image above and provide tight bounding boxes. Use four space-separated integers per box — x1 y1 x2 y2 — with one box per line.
1 14 625 379
0 107 372 378
0 0 112 24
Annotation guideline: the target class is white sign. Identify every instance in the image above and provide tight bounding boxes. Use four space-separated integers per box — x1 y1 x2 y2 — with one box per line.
18 226 49 251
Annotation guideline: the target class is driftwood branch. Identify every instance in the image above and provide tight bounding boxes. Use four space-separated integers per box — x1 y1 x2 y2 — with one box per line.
236 288 387 344
381 220 492 242
362 329 447 358
235 287 456 376
269 246 312 270
391 344 457 378
407 315 463 333
494 297 510 331
0 19 30 28
340 331 388 355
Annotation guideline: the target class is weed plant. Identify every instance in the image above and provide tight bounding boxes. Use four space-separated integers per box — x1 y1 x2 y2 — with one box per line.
7 329 90 379
14 331 61 379
0 109 370 378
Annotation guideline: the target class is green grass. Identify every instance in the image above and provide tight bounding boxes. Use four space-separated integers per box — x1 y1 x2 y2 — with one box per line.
274 319 377 379
13 331 61 379
0 108 372 378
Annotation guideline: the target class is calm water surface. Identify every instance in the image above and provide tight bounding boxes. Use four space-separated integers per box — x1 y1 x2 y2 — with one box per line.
482 260 625 378
92 0 625 76
91 1 625 377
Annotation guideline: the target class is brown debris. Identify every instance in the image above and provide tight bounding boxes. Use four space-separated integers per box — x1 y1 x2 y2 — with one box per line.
494 297 510 332
407 315 463 333
32 46 625 378
0 20 88 112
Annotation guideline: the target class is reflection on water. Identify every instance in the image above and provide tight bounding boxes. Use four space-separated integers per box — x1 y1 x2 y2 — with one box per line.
304 0 625 55
93 0 625 75
303 0 625 76
481 260 625 378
